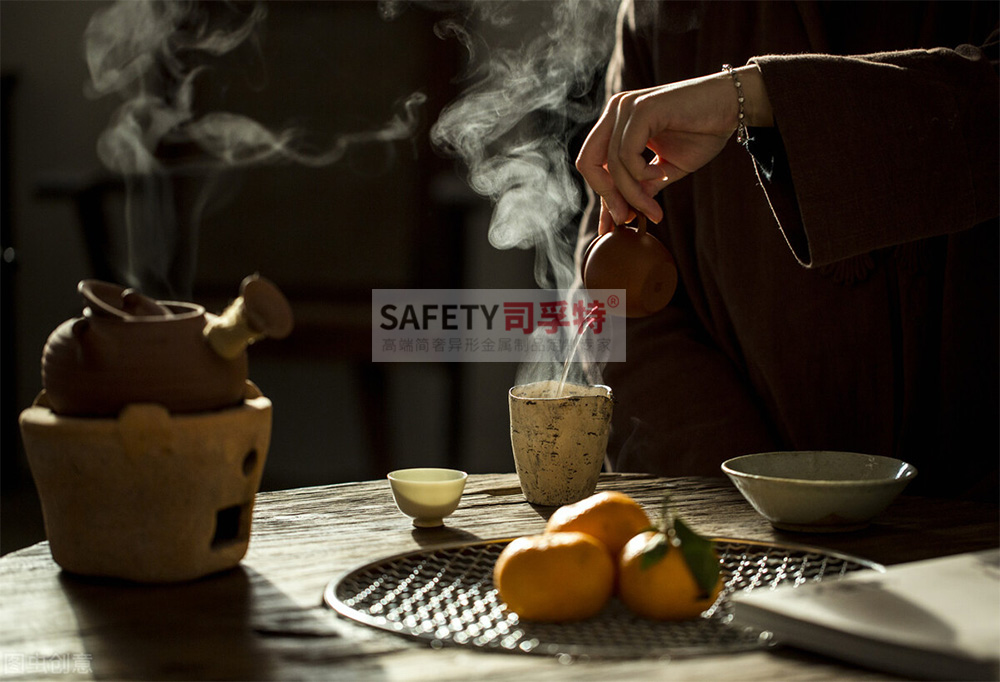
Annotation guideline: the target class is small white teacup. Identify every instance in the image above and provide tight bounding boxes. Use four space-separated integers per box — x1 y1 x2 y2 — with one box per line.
387 468 468 527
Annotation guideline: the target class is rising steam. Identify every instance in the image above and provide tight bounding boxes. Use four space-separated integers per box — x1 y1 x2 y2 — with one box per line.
84 0 618 305
425 0 620 388
84 0 425 296
429 0 618 291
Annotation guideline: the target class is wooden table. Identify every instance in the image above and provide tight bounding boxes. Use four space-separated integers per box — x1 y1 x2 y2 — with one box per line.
1 473 997 680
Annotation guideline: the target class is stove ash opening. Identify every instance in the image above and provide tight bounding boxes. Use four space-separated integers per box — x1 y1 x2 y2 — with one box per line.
212 502 251 550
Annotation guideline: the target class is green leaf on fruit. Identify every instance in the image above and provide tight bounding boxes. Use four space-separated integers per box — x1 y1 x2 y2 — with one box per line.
673 516 720 597
639 531 670 571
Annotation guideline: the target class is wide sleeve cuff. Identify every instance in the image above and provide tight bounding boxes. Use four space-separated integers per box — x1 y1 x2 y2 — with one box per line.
750 48 998 268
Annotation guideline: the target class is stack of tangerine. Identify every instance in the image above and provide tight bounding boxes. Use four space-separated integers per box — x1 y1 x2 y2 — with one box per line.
493 491 723 622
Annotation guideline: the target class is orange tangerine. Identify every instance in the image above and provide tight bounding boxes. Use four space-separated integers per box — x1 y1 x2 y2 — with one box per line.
545 491 651 559
617 530 723 620
493 531 614 622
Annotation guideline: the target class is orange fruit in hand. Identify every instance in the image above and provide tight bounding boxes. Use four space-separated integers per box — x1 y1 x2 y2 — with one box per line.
493 531 615 622
545 491 651 559
618 530 723 620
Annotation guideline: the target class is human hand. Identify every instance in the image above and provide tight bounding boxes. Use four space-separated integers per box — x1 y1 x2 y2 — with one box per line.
576 65 772 230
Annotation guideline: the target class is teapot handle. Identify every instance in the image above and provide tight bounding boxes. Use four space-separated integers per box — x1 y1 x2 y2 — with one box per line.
204 275 293 359
612 211 647 235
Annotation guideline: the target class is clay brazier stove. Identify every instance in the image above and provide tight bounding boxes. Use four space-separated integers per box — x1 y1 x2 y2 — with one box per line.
18 275 293 582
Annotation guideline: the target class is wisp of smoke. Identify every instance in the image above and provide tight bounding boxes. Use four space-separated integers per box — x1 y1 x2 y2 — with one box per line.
84 0 426 296
424 0 620 390
430 0 619 292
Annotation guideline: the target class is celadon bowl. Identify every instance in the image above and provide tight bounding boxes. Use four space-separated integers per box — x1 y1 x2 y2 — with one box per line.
721 451 917 532
388 468 468 528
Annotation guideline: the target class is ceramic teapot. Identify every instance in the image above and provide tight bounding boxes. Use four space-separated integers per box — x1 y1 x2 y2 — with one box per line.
580 214 677 317
41 274 293 417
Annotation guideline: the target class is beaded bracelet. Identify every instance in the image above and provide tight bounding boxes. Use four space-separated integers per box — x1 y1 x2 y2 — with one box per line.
721 64 748 144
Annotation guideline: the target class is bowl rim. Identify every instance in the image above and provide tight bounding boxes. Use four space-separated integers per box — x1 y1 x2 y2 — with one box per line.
721 450 918 486
387 467 468 484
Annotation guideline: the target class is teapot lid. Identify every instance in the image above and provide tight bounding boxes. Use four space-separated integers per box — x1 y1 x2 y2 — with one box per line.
79 280 174 319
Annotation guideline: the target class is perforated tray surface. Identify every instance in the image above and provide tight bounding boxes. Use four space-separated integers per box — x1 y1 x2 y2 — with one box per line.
324 538 881 658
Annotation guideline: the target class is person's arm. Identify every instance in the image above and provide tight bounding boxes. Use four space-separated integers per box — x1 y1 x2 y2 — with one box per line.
576 1 777 475
577 42 998 261
576 64 772 231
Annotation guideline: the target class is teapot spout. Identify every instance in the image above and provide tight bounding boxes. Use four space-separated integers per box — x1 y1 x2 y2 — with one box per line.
204 275 294 359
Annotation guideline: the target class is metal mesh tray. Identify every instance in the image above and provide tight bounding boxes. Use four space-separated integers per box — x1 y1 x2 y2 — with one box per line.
324 538 881 658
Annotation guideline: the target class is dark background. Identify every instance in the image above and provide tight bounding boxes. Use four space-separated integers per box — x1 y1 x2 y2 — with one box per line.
0 1 594 554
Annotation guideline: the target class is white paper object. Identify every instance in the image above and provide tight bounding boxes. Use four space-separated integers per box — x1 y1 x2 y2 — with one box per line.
731 549 1000 680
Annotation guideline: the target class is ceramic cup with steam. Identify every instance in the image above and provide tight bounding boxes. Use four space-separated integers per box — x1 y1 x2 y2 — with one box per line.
508 380 613 506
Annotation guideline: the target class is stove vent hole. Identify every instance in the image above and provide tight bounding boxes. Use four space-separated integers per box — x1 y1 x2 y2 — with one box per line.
242 449 258 476
211 503 249 549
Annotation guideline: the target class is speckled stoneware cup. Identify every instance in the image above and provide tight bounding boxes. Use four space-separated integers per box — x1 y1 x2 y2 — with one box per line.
508 380 613 506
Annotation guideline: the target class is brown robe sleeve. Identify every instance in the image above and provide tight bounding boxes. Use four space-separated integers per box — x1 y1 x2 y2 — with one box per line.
752 44 999 267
